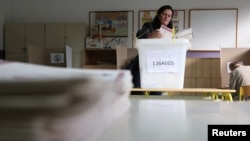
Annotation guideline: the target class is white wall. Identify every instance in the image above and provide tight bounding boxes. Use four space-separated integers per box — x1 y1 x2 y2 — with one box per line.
1 0 250 50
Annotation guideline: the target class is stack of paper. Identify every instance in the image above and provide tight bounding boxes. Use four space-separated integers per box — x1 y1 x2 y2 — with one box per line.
0 60 133 141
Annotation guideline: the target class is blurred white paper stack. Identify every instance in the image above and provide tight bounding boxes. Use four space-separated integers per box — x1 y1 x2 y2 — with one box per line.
175 28 194 40
0 60 132 141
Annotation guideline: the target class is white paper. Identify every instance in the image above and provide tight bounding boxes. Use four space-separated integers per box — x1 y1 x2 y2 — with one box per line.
66 45 72 68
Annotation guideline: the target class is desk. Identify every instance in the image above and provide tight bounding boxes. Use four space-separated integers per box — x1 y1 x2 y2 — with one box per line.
96 98 250 141
131 88 236 102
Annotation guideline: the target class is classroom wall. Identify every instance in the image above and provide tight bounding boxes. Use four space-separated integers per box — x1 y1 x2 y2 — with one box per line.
1 0 250 51
0 1 4 57
0 0 11 58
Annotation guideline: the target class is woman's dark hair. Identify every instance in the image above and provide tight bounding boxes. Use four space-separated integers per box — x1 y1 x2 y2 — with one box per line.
152 5 174 29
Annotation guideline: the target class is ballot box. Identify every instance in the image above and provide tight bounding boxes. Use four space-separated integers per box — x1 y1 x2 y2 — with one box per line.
135 39 190 88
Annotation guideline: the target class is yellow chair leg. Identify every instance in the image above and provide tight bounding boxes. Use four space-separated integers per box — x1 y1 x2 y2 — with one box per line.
168 92 173 96
221 93 224 101
227 93 233 102
144 91 150 97
214 92 219 100
222 92 233 102
211 92 216 100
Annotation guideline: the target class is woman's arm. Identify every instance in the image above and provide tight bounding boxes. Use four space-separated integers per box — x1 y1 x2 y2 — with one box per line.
136 22 153 39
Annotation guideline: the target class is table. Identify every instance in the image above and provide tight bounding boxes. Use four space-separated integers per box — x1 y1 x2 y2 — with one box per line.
131 88 236 102
96 97 250 141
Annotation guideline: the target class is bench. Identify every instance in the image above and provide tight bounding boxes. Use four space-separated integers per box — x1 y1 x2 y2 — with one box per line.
131 88 236 102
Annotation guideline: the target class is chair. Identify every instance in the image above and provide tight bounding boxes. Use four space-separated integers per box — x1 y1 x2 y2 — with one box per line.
239 85 250 101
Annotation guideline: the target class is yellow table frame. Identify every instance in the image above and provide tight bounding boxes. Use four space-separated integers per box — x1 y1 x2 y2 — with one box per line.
131 88 236 102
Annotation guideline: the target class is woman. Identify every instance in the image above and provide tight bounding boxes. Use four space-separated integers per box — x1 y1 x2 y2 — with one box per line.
128 5 174 95
136 5 174 39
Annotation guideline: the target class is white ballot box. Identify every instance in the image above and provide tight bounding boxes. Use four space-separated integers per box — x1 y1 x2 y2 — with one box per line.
135 39 190 88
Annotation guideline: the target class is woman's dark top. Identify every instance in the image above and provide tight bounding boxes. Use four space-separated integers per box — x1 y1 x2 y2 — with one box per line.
127 21 162 95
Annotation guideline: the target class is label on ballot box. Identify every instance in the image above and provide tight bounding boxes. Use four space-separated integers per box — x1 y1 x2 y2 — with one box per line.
146 50 178 72
135 39 190 88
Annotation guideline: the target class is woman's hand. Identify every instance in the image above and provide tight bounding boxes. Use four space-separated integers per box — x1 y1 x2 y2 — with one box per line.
147 29 163 39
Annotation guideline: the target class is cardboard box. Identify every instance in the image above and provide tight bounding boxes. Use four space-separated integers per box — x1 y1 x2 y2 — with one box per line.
27 45 44 65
